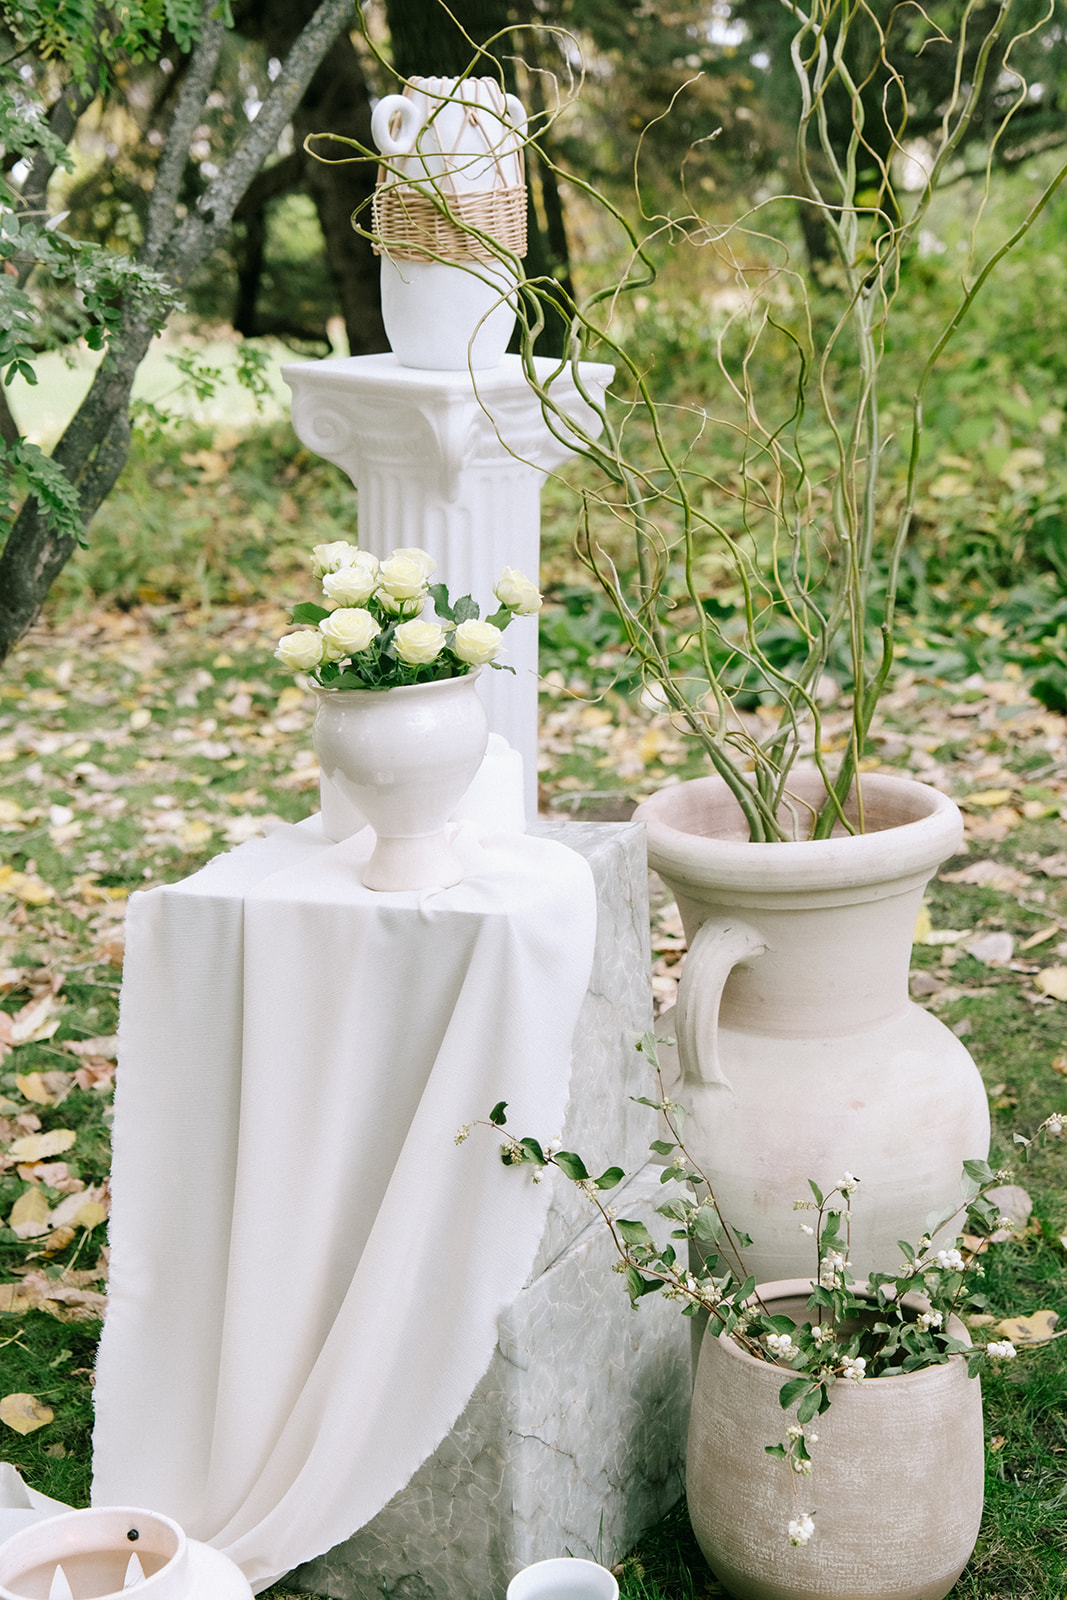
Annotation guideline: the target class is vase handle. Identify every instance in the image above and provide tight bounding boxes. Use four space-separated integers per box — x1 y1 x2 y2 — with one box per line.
372 95 423 156
676 918 766 1090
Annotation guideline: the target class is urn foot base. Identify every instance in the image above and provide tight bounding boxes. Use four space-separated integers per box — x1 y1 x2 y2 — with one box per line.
361 830 463 892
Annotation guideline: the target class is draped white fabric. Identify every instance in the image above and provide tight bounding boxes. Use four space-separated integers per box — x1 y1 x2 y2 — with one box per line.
91 821 596 1590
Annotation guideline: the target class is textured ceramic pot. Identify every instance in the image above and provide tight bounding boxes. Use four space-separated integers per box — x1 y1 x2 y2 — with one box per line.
0 1507 252 1600
507 1558 620 1600
311 671 488 891
633 772 990 1283
687 1281 985 1600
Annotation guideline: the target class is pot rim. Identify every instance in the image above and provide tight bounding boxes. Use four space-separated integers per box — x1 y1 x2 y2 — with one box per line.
635 771 962 895
0 1507 187 1600
714 1276 969 1385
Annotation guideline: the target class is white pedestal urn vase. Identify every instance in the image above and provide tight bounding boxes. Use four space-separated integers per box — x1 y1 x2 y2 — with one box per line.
633 772 990 1284
370 76 527 371
686 1281 985 1600
312 670 488 891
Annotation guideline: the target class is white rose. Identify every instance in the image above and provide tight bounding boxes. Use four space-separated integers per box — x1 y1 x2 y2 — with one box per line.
390 547 437 581
393 619 447 666
311 540 359 578
453 619 502 665
378 554 429 616
493 566 542 615
322 551 380 606
274 629 325 671
319 608 381 659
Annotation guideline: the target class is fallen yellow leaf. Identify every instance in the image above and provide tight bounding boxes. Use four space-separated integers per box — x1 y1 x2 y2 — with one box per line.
0 868 54 906
179 819 214 849
8 1129 77 1162
993 1309 1060 1345
15 1072 52 1105
72 1200 108 1231
962 789 1015 808
0 1284 35 1314
0 1394 53 1435
49 1187 108 1232
9 1186 51 1238
10 994 61 1044
1036 968 1067 1001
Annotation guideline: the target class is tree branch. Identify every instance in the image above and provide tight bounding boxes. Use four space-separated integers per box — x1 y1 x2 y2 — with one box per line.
142 7 228 267
0 0 359 665
0 386 18 449
162 0 358 285
15 84 95 288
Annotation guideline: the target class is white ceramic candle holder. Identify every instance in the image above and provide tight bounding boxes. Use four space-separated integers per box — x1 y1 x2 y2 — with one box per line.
0 1508 251 1600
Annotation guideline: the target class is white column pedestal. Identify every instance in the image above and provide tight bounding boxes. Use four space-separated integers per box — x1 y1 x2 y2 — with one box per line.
282 353 613 820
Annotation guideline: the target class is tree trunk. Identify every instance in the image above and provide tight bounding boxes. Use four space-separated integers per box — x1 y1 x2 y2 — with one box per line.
0 0 358 667
295 32 386 356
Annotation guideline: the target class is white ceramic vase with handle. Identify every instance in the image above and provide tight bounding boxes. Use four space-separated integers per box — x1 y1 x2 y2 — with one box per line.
370 76 526 370
634 771 990 1284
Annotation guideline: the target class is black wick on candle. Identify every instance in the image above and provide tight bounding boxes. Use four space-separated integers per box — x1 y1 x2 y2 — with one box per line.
126 1529 140 1542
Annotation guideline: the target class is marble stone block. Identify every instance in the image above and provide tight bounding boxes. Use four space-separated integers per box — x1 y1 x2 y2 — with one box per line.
284 822 691 1600
288 1167 690 1600
528 820 664 1278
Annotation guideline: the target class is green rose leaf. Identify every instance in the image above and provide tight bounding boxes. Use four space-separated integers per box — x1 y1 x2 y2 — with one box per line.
426 581 454 620
291 601 329 625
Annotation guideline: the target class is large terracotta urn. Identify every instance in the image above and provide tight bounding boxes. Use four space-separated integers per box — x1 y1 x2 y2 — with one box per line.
687 1280 985 1600
634 773 990 1283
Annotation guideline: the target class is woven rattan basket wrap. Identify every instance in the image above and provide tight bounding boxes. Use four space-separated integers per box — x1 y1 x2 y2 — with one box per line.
371 176 528 263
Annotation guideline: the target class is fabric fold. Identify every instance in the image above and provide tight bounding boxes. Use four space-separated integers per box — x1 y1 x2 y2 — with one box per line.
92 822 596 1586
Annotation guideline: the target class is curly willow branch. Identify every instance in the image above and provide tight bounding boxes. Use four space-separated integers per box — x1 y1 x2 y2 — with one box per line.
305 0 1062 841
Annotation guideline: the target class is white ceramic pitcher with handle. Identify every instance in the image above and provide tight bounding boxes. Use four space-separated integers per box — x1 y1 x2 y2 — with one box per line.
371 76 526 193
370 77 527 370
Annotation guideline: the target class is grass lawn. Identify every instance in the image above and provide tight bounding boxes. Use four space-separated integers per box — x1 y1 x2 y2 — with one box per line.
1 420 1066 1598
